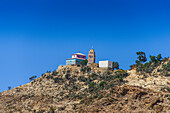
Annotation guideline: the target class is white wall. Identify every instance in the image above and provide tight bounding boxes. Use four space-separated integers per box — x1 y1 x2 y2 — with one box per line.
99 61 112 68
72 55 77 58
108 61 113 68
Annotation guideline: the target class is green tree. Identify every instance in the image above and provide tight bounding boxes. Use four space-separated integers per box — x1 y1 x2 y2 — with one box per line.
8 86 11 90
143 62 150 68
150 55 156 62
29 75 37 81
156 54 162 61
80 59 88 66
113 62 119 70
135 60 141 66
112 62 115 69
136 51 147 63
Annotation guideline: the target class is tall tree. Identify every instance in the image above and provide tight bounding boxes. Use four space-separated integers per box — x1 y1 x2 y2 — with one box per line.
150 55 156 62
112 62 115 70
8 86 11 90
136 51 147 63
113 61 119 70
156 54 162 61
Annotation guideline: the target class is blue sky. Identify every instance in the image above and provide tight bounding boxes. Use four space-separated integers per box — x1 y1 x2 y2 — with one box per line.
0 0 170 92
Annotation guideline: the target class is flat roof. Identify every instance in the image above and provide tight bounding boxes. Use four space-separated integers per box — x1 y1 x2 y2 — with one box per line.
66 58 85 60
99 60 112 62
72 53 86 56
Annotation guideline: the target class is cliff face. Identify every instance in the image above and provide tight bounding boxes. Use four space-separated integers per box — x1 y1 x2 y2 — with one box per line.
0 62 169 113
125 59 170 92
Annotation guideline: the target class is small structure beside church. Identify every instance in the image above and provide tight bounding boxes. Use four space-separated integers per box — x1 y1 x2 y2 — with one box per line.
66 53 86 65
99 60 113 68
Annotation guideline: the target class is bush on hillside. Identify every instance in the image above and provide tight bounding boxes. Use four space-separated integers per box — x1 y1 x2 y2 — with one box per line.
29 75 37 81
65 74 71 80
99 81 106 87
78 76 88 82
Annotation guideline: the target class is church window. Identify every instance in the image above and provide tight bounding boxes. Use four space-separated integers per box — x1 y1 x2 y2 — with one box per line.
90 56 93 58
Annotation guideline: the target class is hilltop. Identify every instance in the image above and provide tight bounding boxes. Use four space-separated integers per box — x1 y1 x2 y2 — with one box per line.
0 57 170 113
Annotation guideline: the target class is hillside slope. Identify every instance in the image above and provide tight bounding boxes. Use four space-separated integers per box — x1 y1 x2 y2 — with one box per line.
0 62 170 113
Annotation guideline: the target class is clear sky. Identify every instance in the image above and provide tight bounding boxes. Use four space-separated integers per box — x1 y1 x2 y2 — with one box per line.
0 0 170 92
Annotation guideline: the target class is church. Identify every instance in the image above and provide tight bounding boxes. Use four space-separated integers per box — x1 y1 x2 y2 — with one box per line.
65 48 112 68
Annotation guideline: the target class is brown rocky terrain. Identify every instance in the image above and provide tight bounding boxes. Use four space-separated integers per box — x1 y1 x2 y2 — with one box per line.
0 59 169 113
77 85 170 112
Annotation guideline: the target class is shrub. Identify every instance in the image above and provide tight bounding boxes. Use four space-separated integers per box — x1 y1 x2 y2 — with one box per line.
78 76 87 82
50 107 55 113
98 94 103 100
46 75 53 80
52 71 58 76
72 104 77 110
165 72 170 76
119 75 123 81
73 85 78 90
65 94 69 98
87 67 91 72
162 61 170 71
29 75 37 81
81 68 86 73
157 69 163 72
103 71 111 76
143 62 149 68
91 73 97 80
53 77 63 83
106 93 111 97
46 70 51 73
94 94 98 98
116 69 128 77
161 87 170 92
145 68 153 73
89 82 95 89
58 106 66 111
80 99 84 104
62 71 65 74
67 70 70 73
65 74 71 80
99 81 106 87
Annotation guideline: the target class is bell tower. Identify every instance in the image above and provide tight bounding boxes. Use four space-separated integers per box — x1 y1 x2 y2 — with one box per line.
88 48 95 65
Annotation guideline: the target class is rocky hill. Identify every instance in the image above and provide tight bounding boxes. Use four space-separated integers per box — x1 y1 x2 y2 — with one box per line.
0 59 170 113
